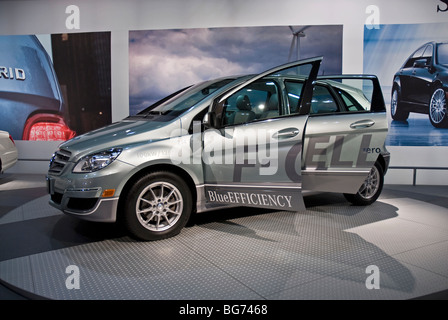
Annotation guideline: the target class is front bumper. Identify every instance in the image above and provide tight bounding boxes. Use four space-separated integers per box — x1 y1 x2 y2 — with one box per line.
47 176 119 222
46 158 135 222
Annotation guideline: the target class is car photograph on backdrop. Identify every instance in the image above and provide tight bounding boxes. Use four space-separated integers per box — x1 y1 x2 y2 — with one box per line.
0 35 76 141
47 57 390 241
0 33 112 141
391 41 448 128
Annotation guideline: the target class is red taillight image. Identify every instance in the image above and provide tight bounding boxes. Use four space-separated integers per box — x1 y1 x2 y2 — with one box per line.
22 113 76 141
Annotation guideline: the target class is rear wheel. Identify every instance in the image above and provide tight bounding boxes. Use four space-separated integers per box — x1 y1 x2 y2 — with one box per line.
344 162 384 206
391 87 409 121
429 87 448 128
123 171 192 241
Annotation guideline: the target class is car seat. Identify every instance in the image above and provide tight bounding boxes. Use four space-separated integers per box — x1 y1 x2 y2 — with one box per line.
233 95 255 124
261 94 279 119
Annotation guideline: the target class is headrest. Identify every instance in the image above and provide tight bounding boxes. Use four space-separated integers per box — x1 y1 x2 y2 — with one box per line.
267 94 278 110
236 95 251 111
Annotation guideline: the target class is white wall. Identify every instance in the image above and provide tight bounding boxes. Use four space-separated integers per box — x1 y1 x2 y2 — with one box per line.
2 0 448 185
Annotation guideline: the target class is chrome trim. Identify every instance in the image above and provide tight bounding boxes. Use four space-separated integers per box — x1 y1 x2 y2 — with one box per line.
48 149 72 174
200 183 302 189
302 170 369 175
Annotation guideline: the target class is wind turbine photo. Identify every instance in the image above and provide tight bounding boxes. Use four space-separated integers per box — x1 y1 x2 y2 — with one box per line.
129 25 342 114
288 26 311 61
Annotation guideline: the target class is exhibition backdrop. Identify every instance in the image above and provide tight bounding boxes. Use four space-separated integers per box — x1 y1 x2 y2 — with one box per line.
0 32 111 141
364 22 448 147
0 0 447 184
129 25 342 115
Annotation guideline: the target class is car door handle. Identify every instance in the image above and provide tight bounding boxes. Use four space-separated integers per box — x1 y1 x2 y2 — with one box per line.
350 120 375 129
273 128 300 139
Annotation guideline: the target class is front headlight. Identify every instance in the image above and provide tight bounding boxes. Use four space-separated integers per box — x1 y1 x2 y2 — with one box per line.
72 148 122 173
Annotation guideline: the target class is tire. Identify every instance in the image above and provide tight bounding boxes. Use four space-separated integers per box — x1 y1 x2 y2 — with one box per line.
344 162 384 206
428 87 448 128
391 87 409 121
122 171 192 241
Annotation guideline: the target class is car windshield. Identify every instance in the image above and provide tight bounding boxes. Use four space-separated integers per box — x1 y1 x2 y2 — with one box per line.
137 78 236 117
437 43 448 66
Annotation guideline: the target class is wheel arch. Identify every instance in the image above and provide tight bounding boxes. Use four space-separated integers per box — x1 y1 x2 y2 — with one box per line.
432 79 444 91
392 77 401 92
117 163 198 218
376 153 387 175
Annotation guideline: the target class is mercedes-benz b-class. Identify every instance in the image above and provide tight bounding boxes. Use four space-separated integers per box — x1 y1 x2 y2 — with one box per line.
47 57 390 240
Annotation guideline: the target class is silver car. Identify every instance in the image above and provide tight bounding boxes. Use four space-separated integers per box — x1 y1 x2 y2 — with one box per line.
0 130 18 173
47 57 390 240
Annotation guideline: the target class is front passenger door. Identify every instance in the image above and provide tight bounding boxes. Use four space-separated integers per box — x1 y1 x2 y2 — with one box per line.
201 57 322 212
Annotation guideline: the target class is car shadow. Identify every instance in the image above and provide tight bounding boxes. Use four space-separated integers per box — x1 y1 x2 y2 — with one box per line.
185 193 419 295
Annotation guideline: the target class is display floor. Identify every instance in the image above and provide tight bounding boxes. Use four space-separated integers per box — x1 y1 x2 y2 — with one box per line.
1 174 447 300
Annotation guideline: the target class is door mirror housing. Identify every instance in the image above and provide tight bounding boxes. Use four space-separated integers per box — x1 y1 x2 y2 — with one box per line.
202 112 216 129
413 58 429 69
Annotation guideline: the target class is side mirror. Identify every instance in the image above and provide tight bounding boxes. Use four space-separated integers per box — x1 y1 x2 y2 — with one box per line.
202 112 216 129
413 58 429 69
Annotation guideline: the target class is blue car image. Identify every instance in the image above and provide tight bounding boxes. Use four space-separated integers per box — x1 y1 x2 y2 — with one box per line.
0 35 75 141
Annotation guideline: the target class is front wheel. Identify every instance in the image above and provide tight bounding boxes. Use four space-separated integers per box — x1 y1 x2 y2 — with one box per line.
344 162 384 206
429 87 448 128
391 87 409 121
122 171 192 241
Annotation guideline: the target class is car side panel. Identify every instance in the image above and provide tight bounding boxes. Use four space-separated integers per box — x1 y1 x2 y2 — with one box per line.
302 112 388 194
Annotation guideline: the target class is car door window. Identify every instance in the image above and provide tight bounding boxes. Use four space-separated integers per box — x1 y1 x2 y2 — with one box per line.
317 78 377 113
404 44 433 68
403 45 426 68
310 85 338 114
336 88 370 112
412 45 426 58
422 44 433 64
284 81 304 114
221 79 281 126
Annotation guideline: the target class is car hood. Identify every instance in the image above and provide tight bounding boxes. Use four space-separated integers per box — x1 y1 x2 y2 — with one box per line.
59 118 180 158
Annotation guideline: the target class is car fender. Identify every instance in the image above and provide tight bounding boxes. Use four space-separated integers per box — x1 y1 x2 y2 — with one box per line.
114 157 202 199
392 75 402 92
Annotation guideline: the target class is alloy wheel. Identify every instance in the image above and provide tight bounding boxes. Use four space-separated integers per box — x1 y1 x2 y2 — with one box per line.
135 181 184 232
391 90 398 117
429 88 447 124
358 165 380 200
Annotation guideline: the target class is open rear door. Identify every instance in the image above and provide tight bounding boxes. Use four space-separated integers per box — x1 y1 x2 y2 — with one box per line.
200 57 322 212
302 75 388 193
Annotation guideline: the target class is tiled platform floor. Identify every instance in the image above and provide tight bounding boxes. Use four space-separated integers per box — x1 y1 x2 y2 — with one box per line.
1 174 447 300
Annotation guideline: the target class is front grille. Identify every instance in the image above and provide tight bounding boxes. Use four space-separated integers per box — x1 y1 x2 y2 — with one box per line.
49 149 72 174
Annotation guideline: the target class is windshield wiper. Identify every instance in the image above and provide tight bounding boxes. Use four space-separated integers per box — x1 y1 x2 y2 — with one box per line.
146 110 163 115
141 110 172 117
